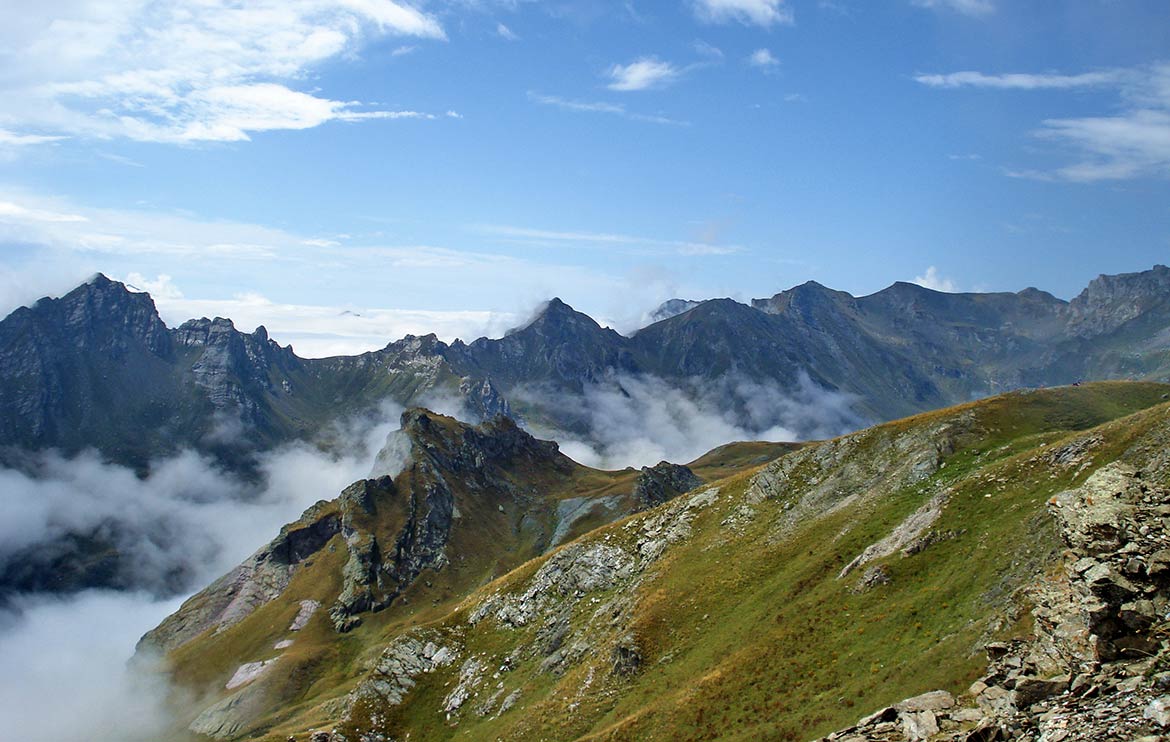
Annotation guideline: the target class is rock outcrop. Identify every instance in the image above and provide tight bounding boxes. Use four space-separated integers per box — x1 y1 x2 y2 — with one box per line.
631 461 703 510
815 459 1170 742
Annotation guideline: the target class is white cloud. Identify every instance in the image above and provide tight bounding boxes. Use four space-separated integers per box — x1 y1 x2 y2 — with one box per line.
0 129 67 147
913 70 1119 90
150 293 520 357
693 41 724 59
748 48 779 70
0 200 87 223
496 22 519 41
912 266 958 292
0 591 181 742
693 0 794 28
124 271 183 300
0 0 445 144
518 372 860 470
607 57 681 92
910 0 994 16
476 223 743 257
1034 108 1170 182
529 92 688 125
919 62 1170 181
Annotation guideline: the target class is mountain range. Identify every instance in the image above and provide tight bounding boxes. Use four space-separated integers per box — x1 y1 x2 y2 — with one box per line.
2 266 1169 474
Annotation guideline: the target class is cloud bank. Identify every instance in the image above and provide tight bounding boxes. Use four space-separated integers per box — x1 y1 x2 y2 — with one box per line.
0 400 408 740
516 372 861 470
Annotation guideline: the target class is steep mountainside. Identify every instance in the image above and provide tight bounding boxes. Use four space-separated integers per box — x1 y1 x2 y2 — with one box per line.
4 267 1169 472
143 382 1170 742
138 408 777 740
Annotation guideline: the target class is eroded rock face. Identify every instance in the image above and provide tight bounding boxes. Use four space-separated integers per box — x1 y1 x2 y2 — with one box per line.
137 500 340 656
814 461 1170 742
632 461 703 511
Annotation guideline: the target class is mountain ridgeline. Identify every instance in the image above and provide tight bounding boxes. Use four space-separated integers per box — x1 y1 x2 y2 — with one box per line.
2 266 1170 471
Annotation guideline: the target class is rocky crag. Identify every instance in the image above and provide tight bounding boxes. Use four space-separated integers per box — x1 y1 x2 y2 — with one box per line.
815 461 1170 742
139 408 739 740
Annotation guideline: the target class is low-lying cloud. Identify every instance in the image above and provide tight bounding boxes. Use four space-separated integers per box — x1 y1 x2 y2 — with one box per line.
0 401 408 741
0 590 183 742
515 371 862 470
0 401 404 595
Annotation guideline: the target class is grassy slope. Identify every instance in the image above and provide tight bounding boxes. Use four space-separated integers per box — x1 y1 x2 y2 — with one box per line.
163 382 1170 741
161 437 794 740
302 381 1170 742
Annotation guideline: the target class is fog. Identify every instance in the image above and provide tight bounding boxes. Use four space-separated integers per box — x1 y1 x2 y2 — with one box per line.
0 590 182 742
0 402 405 742
515 371 862 470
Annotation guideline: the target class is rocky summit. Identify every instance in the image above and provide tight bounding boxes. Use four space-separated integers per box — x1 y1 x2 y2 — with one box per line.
139 382 1170 741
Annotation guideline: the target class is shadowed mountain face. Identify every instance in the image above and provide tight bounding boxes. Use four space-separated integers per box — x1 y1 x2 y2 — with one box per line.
2 267 1169 472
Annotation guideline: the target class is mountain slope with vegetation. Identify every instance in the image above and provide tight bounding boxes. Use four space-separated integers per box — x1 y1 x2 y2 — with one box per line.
144 382 1170 741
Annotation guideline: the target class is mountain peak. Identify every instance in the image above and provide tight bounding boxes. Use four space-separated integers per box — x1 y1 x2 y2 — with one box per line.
503 297 607 339
400 407 563 471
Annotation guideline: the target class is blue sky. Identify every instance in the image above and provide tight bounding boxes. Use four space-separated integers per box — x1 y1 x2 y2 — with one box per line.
0 0 1168 355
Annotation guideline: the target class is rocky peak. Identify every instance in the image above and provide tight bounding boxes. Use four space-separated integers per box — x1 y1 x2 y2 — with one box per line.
632 461 703 510
400 408 564 475
507 298 608 338
752 280 856 316
386 333 447 355
1066 264 1170 337
14 272 173 358
646 298 701 324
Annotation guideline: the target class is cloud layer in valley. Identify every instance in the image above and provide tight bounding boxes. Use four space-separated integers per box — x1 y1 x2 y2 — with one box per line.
516 372 861 470
0 400 411 741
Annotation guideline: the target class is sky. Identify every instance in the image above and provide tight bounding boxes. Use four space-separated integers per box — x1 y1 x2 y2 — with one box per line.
0 0 1168 357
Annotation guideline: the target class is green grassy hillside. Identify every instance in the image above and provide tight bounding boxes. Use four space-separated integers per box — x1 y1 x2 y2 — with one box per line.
156 382 1170 741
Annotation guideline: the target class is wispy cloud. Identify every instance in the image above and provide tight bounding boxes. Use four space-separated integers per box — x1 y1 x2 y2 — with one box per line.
910 0 994 17
607 57 682 92
918 63 1170 182
528 92 688 126
693 0 794 28
0 0 446 145
693 41 725 59
914 70 1120 90
748 49 780 71
474 223 743 256
496 22 519 41
123 275 521 356
0 129 67 147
